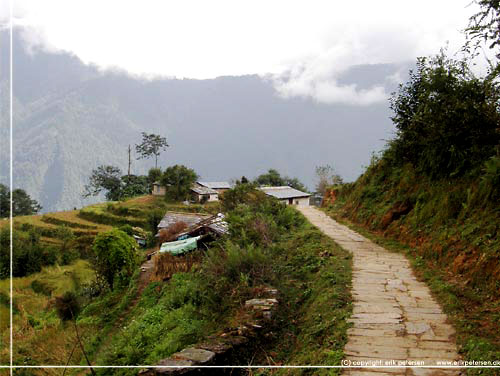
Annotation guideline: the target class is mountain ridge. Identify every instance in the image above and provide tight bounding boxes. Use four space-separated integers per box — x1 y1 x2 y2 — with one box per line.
1 28 407 212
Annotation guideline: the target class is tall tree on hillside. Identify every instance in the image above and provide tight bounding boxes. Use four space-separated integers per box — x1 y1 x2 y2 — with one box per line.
83 165 123 201
135 132 169 168
0 184 42 217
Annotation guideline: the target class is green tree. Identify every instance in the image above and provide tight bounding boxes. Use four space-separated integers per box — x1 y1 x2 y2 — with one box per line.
389 53 500 178
160 165 198 201
255 169 283 186
92 229 138 289
147 167 163 192
255 169 308 192
136 132 169 168
148 167 163 184
83 165 123 201
120 174 150 198
0 184 42 217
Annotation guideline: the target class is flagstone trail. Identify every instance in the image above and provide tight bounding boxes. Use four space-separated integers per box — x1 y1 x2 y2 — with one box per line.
297 206 462 376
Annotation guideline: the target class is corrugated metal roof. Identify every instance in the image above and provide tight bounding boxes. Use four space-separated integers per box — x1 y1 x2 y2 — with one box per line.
191 186 218 195
197 181 231 189
259 186 311 199
158 212 210 229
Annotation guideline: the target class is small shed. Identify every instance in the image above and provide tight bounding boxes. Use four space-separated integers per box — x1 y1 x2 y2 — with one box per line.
152 181 166 196
259 186 311 206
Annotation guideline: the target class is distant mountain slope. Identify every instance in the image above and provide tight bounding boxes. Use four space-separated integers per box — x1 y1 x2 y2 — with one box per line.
0 28 407 212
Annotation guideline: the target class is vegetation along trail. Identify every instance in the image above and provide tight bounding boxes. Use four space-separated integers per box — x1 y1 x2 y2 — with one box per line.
297 206 461 376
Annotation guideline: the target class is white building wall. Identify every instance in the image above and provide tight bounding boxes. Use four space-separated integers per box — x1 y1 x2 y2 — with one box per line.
294 197 310 206
279 197 310 206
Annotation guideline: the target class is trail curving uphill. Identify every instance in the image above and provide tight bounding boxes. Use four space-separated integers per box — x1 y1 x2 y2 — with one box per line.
297 206 462 376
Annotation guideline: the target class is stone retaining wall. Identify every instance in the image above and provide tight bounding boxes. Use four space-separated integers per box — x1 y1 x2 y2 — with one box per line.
138 287 279 375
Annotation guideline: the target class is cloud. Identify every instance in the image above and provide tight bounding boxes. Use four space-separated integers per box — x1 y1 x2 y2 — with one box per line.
269 28 415 105
273 73 387 106
3 0 481 106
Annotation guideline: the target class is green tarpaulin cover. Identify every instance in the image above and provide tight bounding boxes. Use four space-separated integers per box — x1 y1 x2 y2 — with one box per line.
159 236 201 256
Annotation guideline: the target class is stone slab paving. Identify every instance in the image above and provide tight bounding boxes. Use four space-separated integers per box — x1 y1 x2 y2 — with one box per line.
297 207 462 376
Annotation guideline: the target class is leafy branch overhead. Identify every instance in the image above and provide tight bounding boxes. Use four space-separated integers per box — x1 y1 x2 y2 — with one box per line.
135 132 169 168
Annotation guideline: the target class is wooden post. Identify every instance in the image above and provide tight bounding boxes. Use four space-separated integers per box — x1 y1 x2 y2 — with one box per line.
127 144 132 183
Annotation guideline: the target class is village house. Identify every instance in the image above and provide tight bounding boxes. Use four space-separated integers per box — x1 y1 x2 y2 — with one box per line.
190 185 219 202
259 186 311 206
196 181 231 194
151 181 231 202
191 181 231 202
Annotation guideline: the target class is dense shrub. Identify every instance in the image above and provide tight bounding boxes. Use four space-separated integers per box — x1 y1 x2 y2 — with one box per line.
201 241 271 292
92 229 138 289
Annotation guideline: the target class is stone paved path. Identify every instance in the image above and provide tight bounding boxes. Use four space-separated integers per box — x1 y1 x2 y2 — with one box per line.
297 206 462 376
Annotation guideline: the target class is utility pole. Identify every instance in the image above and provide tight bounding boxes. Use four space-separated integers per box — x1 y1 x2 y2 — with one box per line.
127 144 132 184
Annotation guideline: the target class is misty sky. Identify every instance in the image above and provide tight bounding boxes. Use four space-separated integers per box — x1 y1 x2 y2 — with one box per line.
1 0 480 105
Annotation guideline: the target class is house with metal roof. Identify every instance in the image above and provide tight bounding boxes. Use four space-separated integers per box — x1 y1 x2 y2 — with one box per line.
196 181 231 194
259 186 311 206
191 185 219 202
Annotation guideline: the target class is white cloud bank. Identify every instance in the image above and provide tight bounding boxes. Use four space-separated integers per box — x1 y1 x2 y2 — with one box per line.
1 0 479 105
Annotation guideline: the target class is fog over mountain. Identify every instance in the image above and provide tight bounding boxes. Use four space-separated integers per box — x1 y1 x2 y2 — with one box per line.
0 29 410 212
